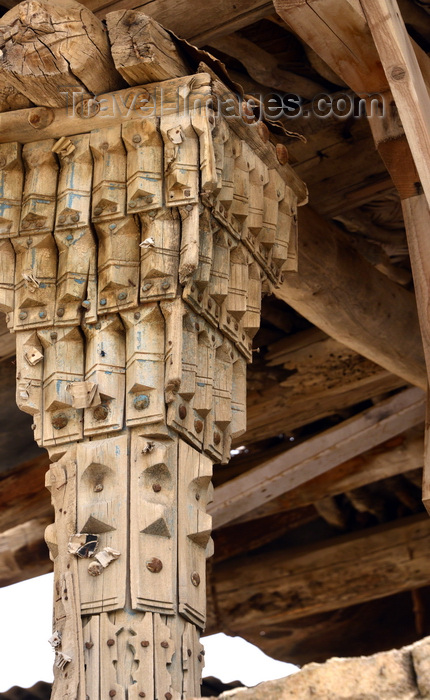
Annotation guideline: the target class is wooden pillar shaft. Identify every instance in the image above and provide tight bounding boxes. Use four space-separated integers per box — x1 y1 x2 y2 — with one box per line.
0 62 305 700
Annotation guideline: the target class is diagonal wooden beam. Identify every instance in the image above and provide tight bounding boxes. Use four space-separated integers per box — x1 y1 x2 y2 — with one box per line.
230 429 424 524
273 205 426 389
209 387 425 529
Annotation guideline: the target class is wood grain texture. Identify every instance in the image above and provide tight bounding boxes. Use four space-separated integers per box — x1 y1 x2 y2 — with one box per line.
210 388 425 528
0 0 123 108
107 10 190 85
212 513 430 626
274 206 426 389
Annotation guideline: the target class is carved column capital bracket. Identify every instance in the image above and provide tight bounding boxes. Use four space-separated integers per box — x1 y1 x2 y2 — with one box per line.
1 70 306 699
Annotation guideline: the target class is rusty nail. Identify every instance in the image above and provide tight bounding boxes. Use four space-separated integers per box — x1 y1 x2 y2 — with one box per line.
152 483 162 493
191 572 201 587
391 65 406 81
85 642 93 649
194 419 203 433
94 483 103 492
134 312 141 320
198 654 203 662
195 322 200 331
160 641 169 649
141 640 150 647
275 143 289 165
187 649 192 657
214 432 221 445
195 493 200 501
191 285 195 292
165 694 172 700
198 293 203 302
132 134 142 143
93 404 109 421
39 311 46 319
146 557 163 573
19 311 27 320
234 323 239 331
139 694 146 698
179 404 187 419
52 413 68 430
50 332 58 341
109 691 116 697
107 639 115 647
161 280 171 290
117 291 127 301
142 282 153 292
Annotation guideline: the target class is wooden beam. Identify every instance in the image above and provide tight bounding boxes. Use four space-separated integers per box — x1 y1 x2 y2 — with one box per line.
274 206 426 389
273 0 387 93
232 429 424 524
360 0 430 212
210 388 425 529
106 10 190 85
211 513 430 627
0 453 51 533
0 0 123 108
243 367 405 445
208 32 324 99
90 0 273 44
0 315 14 360
0 518 52 587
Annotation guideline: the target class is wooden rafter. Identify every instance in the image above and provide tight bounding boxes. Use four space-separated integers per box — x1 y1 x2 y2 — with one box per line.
210 387 425 528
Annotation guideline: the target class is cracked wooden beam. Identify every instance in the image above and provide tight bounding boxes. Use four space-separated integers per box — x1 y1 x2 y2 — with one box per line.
0 0 123 108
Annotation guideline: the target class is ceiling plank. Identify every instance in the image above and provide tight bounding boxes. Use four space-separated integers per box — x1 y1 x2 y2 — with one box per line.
209 388 425 529
274 205 426 389
211 512 430 628
231 429 424 524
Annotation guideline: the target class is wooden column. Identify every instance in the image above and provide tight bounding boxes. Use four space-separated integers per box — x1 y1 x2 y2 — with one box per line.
0 6 306 694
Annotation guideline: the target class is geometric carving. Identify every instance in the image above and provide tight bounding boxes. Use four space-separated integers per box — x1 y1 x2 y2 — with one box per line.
3 58 305 699
131 432 177 615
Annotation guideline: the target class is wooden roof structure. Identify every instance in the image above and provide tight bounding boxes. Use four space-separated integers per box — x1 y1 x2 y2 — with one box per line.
2 0 430 671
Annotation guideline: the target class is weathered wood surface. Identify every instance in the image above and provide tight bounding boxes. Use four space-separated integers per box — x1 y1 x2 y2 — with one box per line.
88 0 273 45
274 206 426 389
243 368 405 445
210 513 430 629
210 388 425 529
107 10 190 85
273 0 387 93
0 48 304 692
231 429 424 525
0 518 51 586
0 316 14 360
208 32 323 99
0 0 123 108
361 0 430 212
